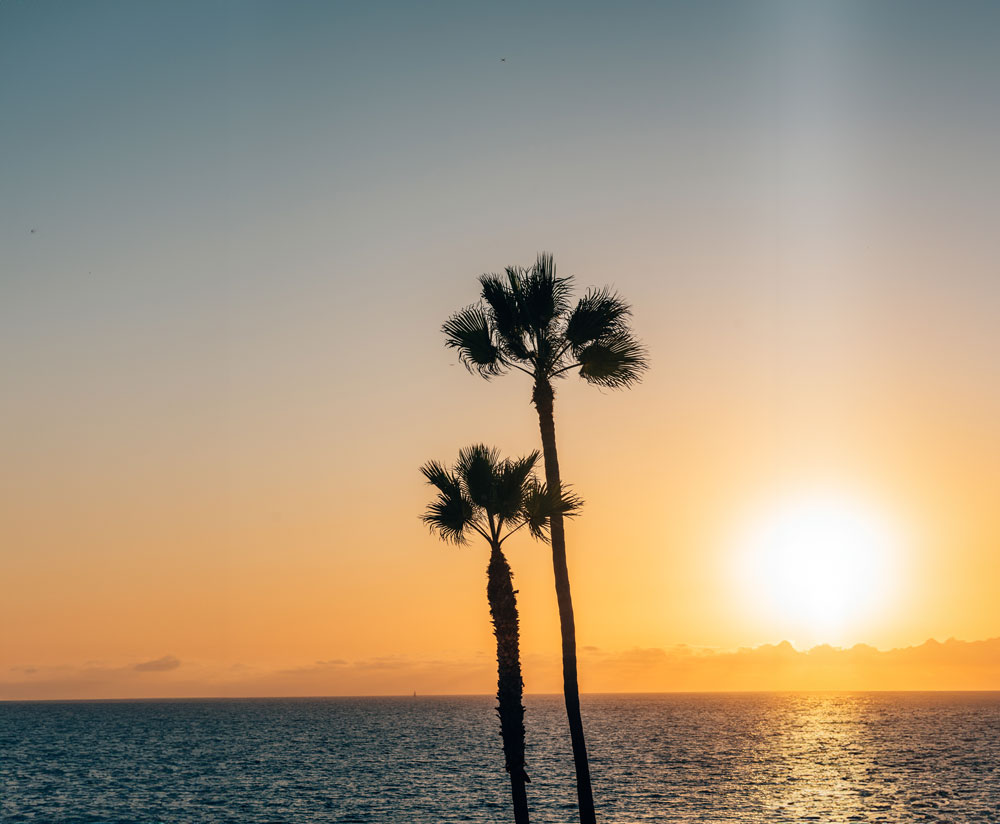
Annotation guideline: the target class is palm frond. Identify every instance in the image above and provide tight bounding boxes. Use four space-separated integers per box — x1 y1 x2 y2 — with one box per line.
576 330 648 388
421 491 475 544
522 479 585 541
515 253 573 334
565 287 633 350
494 452 541 523
457 443 501 509
419 460 461 497
480 273 530 360
443 304 505 377
556 485 585 518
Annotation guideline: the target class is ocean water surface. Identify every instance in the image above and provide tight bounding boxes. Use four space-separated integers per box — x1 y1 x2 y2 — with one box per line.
2 693 998 823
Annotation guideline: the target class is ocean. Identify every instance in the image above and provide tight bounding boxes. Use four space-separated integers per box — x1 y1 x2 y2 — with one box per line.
2 693 998 822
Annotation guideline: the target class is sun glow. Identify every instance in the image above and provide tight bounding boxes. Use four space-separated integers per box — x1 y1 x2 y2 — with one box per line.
737 493 901 645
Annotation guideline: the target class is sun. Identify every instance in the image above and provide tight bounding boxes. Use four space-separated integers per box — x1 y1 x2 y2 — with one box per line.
736 493 900 645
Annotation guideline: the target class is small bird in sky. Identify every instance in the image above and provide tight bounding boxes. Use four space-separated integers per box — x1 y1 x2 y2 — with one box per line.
500 58 506 62
29 228 36 234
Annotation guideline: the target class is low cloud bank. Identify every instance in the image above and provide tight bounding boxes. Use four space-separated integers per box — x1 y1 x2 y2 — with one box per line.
578 637 1000 692
134 655 181 673
3 638 999 700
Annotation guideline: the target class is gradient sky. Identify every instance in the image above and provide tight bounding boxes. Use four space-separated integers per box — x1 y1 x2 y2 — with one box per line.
2 1 999 698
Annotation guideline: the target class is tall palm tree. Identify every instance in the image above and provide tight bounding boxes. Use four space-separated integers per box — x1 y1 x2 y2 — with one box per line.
442 254 647 824
421 444 581 824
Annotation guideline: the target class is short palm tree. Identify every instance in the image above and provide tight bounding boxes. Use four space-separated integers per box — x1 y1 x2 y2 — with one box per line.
421 444 581 824
443 254 647 824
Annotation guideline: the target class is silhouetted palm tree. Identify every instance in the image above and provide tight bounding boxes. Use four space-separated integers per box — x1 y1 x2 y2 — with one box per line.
421 444 581 824
443 254 647 824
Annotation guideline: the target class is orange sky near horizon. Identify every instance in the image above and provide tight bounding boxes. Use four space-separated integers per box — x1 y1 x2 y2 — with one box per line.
3 2 999 699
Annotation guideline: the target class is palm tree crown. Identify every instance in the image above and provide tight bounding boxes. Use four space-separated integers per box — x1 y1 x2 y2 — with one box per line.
421 444 581 547
443 252 648 389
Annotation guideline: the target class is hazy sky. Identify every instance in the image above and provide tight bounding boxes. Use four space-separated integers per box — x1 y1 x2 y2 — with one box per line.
3 1 999 698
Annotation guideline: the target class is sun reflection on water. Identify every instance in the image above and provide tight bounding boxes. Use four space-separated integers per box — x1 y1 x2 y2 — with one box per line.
757 694 877 820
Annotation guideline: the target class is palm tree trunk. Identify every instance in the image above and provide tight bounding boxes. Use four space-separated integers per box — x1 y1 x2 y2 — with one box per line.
532 378 597 824
487 543 531 824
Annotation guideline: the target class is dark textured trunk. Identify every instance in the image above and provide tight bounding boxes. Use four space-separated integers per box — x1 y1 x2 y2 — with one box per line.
487 542 530 824
532 378 596 824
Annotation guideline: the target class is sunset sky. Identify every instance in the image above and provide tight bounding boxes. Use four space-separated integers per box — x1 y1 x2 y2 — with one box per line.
3 1 999 699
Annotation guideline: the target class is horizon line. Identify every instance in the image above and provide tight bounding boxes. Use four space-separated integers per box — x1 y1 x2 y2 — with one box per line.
5 688 1000 704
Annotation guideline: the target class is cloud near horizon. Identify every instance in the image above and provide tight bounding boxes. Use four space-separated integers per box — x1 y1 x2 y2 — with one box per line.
3 639 999 700
133 655 181 673
578 637 1000 692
